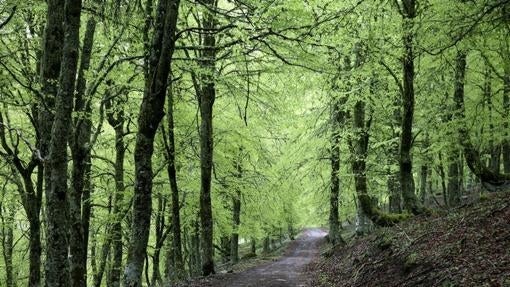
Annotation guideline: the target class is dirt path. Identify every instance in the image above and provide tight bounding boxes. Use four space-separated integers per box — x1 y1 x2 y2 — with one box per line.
208 228 327 287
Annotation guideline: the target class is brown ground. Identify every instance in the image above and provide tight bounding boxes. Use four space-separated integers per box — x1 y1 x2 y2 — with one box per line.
182 229 327 287
308 193 510 287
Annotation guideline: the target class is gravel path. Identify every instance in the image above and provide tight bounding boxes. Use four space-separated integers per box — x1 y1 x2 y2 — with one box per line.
208 228 327 287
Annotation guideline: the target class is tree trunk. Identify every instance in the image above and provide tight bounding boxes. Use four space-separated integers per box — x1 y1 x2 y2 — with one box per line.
387 143 401 213
37 1 64 285
45 0 82 286
188 222 202 277
452 52 510 187
230 190 241 263
250 238 256 255
263 236 270 253
351 100 405 226
447 151 461 207
123 0 180 286
105 90 126 287
420 165 428 204
151 193 166 286
92 231 111 287
163 75 185 281
26 170 42 287
399 0 424 215
231 152 242 263
329 98 343 245
198 0 217 276
69 15 96 287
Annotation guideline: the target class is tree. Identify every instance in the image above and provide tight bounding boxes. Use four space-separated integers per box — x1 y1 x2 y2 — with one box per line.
45 0 83 286
123 0 181 285
197 0 218 276
398 0 425 215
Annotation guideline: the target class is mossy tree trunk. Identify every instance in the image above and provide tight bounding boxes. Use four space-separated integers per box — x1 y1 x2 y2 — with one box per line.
45 0 83 285
69 14 96 287
123 0 181 285
198 0 217 276
162 74 185 282
329 96 344 245
399 0 425 215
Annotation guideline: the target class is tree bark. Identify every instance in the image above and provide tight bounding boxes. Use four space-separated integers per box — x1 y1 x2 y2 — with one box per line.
163 75 185 282
329 98 343 245
400 0 424 214
123 0 180 285
231 154 242 263
198 0 217 276
38 2 64 285
151 193 166 286
447 151 461 207
420 164 428 204
69 15 96 287
45 0 82 286
105 88 126 287
388 96 401 213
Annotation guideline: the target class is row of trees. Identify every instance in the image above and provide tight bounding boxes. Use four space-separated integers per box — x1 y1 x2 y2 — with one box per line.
0 0 509 286
321 0 510 240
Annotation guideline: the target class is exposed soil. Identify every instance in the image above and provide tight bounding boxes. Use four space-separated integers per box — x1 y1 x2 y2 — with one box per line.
308 193 510 287
182 229 327 287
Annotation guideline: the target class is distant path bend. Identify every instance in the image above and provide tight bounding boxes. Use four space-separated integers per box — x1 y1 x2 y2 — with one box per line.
211 228 327 287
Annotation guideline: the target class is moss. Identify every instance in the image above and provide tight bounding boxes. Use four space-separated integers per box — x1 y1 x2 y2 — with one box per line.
371 209 410 227
403 252 419 272
376 232 393 251
479 193 489 202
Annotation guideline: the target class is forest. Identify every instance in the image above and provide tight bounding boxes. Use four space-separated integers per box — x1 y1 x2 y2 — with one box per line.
0 0 509 286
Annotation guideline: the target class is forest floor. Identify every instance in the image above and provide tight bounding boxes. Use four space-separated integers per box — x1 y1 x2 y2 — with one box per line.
308 192 510 287
180 228 327 287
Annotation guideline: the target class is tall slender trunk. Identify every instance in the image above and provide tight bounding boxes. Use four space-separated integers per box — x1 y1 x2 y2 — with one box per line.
388 96 401 213
92 225 112 287
230 190 241 263
123 1 180 285
69 16 96 287
45 0 82 286
38 2 64 285
199 0 217 276
250 238 256 255
163 74 184 282
420 165 428 204
105 86 126 287
110 124 125 287
438 152 448 207
231 153 242 263
328 98 342 245
27 173 42 287
151 193 166 286
400 0 424 214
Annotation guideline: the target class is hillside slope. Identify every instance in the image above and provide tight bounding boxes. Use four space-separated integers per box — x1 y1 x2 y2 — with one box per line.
309 193 510 287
